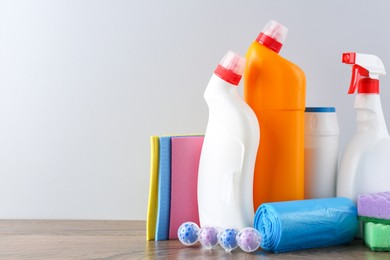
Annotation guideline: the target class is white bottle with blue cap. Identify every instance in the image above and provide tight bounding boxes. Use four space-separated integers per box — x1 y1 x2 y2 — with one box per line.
304 107 339 199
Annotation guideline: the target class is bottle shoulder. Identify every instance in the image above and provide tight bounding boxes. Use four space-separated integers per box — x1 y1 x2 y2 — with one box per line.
201 93 260 146
244 42 306 110
206 91 258 125
246 42 305 77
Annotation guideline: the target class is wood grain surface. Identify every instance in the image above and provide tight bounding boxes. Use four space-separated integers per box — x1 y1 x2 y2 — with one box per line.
0 220 388 259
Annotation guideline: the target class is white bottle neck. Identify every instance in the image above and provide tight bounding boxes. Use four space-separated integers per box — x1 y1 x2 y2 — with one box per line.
204 74 239 100
354 94 389 136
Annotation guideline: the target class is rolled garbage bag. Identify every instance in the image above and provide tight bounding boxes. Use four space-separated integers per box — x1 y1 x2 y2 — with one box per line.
254 197 358 253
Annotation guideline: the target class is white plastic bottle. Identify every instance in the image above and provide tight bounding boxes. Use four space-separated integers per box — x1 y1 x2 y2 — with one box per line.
197 51 260 229
337 52 390 203
304 107 339 199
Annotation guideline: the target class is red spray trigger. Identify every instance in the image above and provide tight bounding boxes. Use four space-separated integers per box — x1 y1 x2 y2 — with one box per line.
348 65 369 94
342 52 370 94
342 52 385 94
342 53 356 64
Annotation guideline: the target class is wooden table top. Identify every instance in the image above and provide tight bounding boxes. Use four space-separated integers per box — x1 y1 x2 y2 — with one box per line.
0 220 388 259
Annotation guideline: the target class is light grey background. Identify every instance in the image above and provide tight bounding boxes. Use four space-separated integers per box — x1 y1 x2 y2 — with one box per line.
0 0 389 220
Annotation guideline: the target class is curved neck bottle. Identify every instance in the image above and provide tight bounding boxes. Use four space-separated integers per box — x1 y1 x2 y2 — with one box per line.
355 94 389 137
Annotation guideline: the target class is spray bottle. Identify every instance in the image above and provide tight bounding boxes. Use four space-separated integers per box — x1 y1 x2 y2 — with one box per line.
337 52 390 203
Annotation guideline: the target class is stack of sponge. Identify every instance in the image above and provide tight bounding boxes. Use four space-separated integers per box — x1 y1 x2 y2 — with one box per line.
146 135 204 241
358 191 390 251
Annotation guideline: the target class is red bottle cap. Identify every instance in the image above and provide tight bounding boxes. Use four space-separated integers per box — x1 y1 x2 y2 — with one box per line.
214 51 246 86
256 20 288 53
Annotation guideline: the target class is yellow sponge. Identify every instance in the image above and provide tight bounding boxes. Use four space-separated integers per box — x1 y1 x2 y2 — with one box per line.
146 136 159 241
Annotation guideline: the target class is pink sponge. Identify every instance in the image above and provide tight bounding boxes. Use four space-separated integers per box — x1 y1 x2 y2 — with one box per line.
358 192 390 220
169 136 204 239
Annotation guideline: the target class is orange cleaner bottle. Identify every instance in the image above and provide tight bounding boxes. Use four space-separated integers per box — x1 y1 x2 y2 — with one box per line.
244 20 306 210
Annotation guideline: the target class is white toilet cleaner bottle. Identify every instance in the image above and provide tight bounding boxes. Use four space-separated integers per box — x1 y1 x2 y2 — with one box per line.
197 51 260 229
337 52 390 203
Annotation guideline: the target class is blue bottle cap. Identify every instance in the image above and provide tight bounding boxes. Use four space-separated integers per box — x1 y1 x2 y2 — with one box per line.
305 107 336 113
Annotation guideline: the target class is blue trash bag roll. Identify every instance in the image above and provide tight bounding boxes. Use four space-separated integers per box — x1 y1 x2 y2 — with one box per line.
254 197 358 253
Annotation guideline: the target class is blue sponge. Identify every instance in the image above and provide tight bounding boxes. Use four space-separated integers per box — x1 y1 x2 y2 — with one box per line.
155 137 172 241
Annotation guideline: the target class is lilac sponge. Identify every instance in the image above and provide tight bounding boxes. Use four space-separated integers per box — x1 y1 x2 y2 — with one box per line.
358 192 390 220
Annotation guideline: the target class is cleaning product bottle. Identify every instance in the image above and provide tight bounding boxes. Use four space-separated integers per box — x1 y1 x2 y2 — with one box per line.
337 52 390 203
244 20 306 209
197 51 260 229
304 107 340 199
